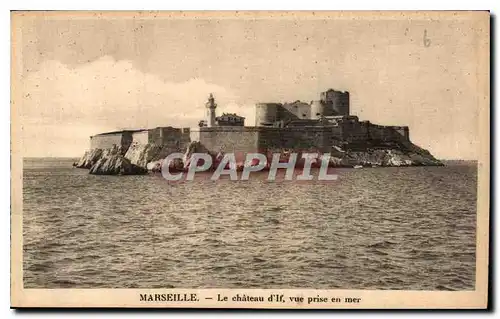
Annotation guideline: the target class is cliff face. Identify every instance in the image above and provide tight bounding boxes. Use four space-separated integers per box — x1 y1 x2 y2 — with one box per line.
124 143 182 168
75 144 181 170
74 146 121 169
88 155 147 175
75 142 195 174
325 140 443 167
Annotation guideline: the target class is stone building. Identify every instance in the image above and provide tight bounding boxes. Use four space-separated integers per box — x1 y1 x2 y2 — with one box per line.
90 129 146 152
89 89 410 158
90 126 191 150
256 89 351 125
192 89 410 155
216 113 245 126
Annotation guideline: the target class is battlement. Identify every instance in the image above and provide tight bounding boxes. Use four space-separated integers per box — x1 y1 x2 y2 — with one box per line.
188 120 410 155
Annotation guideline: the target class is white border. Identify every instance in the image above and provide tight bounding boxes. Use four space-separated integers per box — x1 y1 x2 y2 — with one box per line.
3 1 497 317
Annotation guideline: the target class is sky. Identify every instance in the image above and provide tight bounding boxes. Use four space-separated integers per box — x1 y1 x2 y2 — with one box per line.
15 12 487 159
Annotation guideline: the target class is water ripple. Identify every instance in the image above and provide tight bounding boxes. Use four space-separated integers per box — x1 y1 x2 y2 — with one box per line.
22 158 477 290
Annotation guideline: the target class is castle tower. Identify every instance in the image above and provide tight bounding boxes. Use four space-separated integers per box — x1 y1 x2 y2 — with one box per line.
320 89 350 116
205 93 217 127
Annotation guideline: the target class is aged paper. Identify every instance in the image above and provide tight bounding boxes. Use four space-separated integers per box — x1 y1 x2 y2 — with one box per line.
11 11 490 308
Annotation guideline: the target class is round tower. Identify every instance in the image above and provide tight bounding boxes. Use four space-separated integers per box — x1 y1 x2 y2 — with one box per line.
255 103 280 126
205 93 217 127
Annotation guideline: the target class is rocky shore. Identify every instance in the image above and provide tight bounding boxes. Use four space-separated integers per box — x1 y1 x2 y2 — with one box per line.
328 139 443 167
74 139 443 175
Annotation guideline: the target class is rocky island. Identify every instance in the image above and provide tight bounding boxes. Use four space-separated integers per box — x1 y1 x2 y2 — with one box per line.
75 89 443 175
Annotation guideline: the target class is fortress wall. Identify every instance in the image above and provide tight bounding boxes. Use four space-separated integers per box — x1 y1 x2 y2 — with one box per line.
257 127 332 152
371 126 395 141
335 120 411 144
393 126 410 141
341 120 369 142
91 127 193 153
131 131 149 145
198 127 260 155
90 133 125 150
368 124 409 142
148 127 161 144
196 126 343 156
148 127 185 146
145 127 189 152
256 128 282 151
321 126 344 147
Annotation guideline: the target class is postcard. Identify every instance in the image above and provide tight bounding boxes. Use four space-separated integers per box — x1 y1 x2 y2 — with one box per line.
11 10 490 308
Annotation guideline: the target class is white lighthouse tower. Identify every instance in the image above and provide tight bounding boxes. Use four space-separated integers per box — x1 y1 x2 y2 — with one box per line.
205 93 217 127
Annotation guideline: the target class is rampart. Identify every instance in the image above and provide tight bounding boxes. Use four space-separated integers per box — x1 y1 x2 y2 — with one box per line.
190 121 409 155
148 126 191 149
91 120 410 156
90 132 124 150
90 127 191 151
89 130 139 152
190 127 260 154
255 103 306 126
366 123 410 142
89 85 408 158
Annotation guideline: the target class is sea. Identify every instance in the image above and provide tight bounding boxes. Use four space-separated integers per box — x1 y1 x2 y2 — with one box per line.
22 158 477 290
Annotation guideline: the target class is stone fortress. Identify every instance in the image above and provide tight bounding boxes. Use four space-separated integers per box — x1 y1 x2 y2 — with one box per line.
90 89 410 155
79 88 441 174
